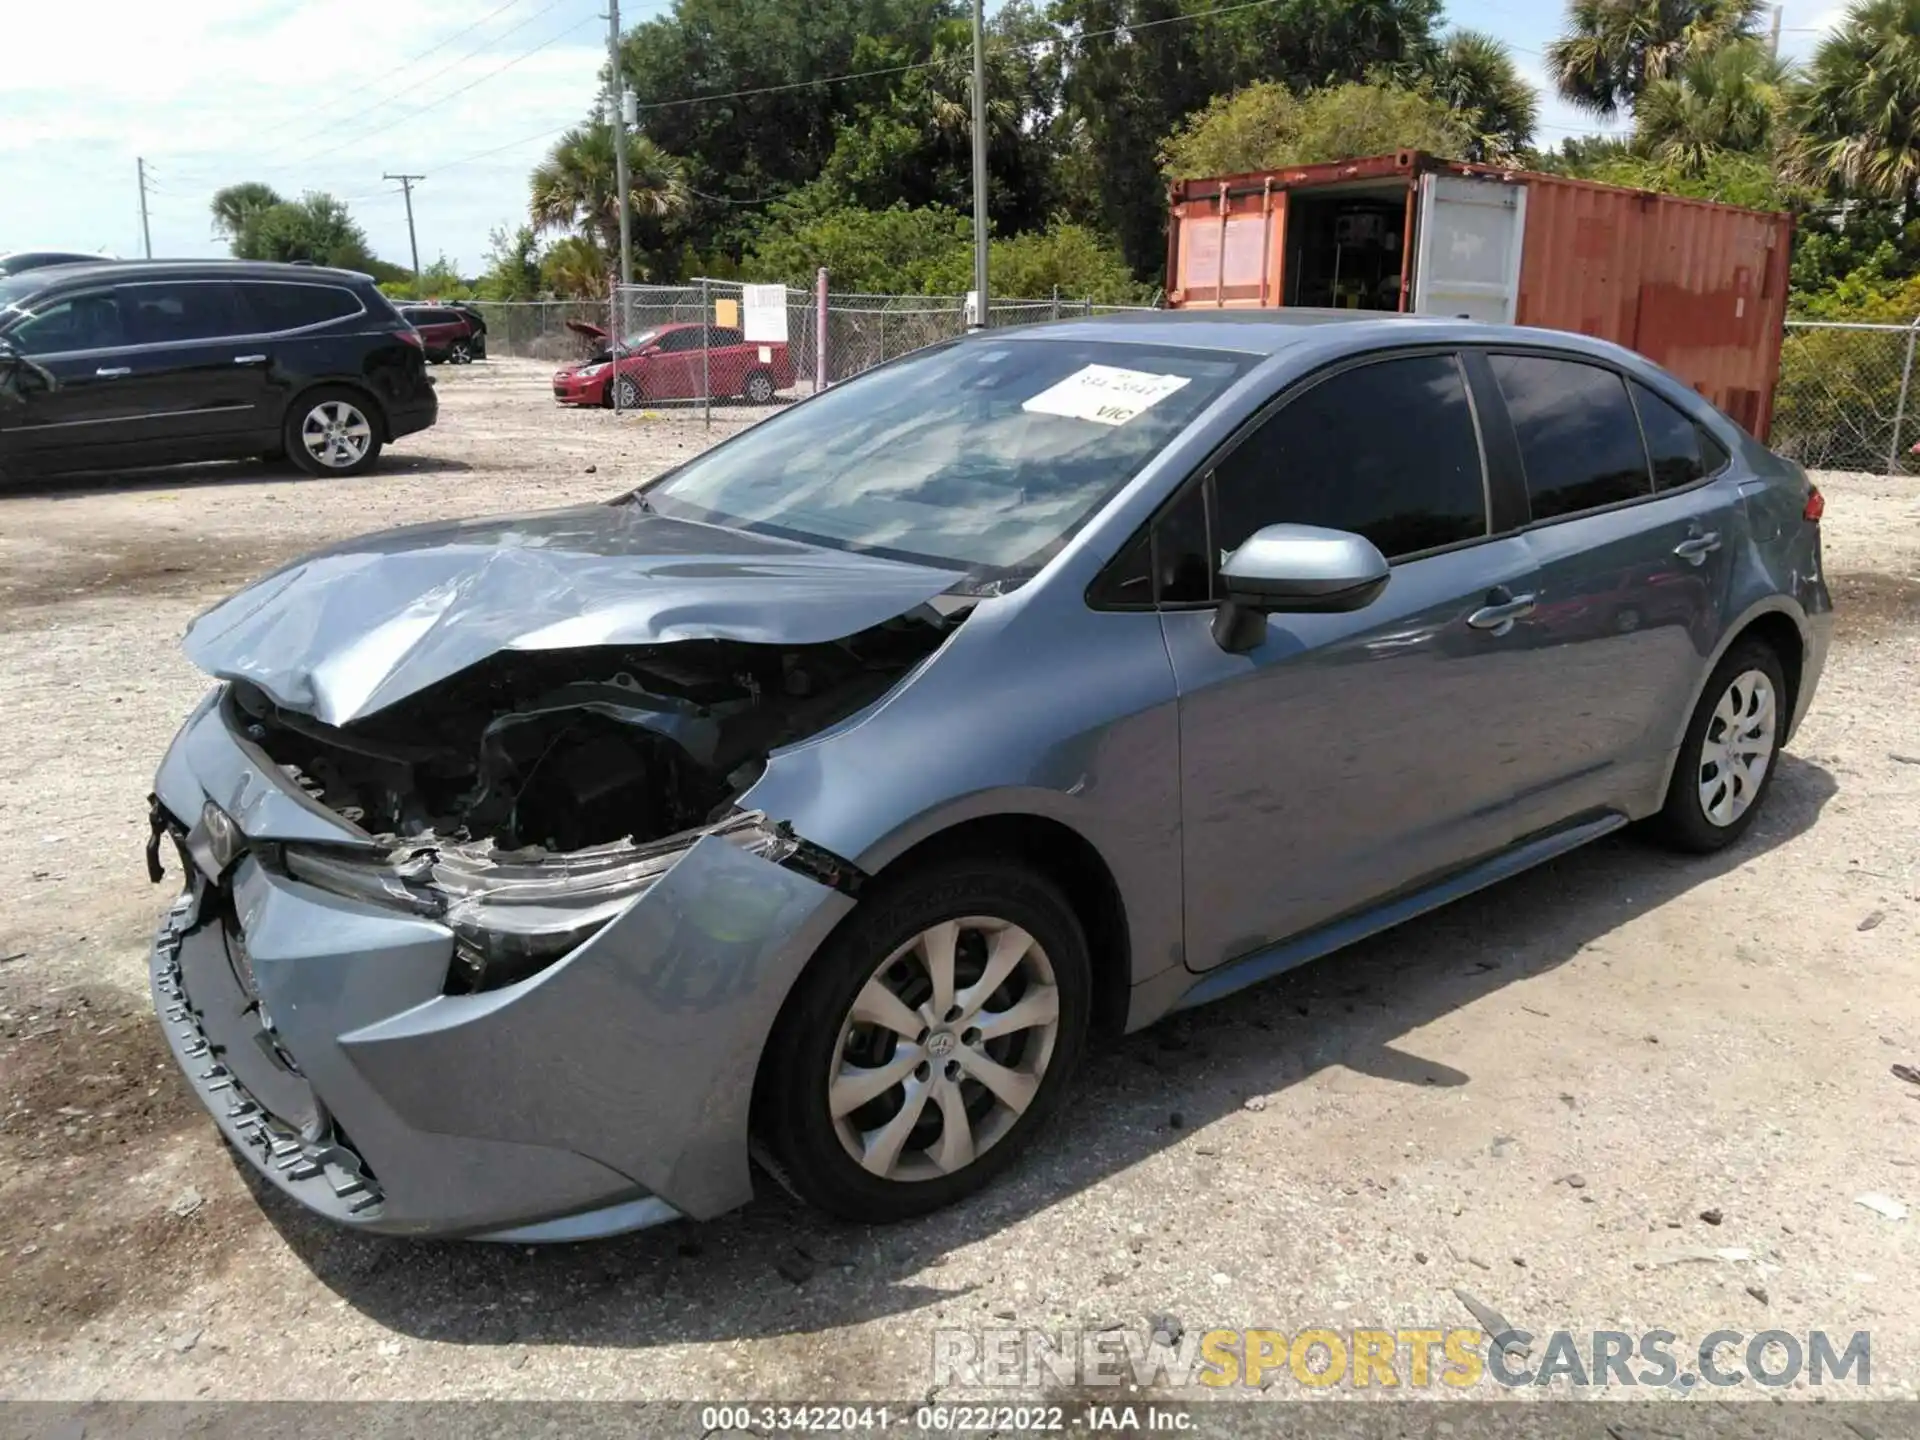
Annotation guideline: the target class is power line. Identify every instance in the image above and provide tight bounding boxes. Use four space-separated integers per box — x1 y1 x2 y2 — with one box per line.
257 0 581 160
248 0 533 142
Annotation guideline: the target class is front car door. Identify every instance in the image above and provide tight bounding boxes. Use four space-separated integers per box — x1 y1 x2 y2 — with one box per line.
0 287 141 472
1163 350 1550 971
1474 350 1739 825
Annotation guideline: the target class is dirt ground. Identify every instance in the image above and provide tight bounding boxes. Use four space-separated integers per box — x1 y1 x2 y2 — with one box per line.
1 358 1917 1403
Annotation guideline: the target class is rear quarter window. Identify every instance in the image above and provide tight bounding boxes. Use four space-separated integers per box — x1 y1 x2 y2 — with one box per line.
240 283 363 332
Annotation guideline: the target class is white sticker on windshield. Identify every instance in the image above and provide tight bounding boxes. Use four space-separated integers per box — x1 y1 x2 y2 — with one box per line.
1021 364 1192 426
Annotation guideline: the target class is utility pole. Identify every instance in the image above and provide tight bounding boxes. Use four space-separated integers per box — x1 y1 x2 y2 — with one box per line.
384 173 425 281
969 0 988 328
607 0 634 288
1768 4 1784 57
136 157 153 259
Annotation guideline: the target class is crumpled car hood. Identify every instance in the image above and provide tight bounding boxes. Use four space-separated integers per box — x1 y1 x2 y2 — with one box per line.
183 502 962 726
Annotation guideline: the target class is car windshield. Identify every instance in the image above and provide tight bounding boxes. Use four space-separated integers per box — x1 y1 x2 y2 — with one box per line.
640 338 1253 576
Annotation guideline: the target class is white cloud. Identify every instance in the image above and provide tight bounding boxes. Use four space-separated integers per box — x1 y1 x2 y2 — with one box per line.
0 0 605 271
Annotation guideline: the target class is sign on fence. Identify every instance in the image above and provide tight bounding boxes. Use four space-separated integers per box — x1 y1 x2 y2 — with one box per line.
742 284 789 343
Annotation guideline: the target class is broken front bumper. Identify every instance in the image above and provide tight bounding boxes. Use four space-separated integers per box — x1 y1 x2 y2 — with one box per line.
147 690 857 1240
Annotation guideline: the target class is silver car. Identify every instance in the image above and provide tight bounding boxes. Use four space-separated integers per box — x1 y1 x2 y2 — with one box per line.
146 313 1831 1240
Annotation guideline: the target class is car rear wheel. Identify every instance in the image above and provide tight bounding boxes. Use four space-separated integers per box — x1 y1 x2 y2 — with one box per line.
755 860 1090 1222
1653 638 1786 853
614 375 643 409
286 389 383 478
449 340 472 364
743 370 777 405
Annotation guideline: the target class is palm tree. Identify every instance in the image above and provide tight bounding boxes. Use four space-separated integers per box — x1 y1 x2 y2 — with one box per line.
1546 0 1768 119
209 182 283 243
1793 0 1920 207
1425 30 1540 162
529 121 690 256
1635 39 1793 175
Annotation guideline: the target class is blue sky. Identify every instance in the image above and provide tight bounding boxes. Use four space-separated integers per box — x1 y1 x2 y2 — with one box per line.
0 0 1851 277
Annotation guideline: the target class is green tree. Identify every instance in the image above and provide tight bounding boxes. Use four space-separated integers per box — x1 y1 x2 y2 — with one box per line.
745 186 975 291
1634 39 1791 175
1426 30 1538 162
539 235 612 298
1793 0 1920 208
477 224 544 300
209 182 283 244
232 193 379 270
1159 80 1472 179
981 221 1154 302
1051 0 1445 275
1546 0 1767 119
620 0 955 251
529 122 691 274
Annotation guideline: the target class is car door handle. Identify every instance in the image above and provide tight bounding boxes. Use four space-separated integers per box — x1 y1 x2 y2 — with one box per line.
95 366 131 378
233 354 268 365
1467 592 1537 635
1673 532 1722 564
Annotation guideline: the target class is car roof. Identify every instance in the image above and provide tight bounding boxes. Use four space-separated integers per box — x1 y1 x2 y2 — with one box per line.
985 307 1655 370
4 258 376 291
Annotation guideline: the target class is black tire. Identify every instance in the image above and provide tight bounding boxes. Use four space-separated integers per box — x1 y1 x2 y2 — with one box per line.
1652 638 1788 853
449 340 473 364
743 369 777 405
613 375 643 409
284 387 384 478
754 859 1092 1223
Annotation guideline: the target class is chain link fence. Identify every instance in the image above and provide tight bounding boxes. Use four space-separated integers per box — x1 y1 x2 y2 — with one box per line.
464 300 610 361
606 279 1156 423
597 284 1920 473
1772 318 1920 476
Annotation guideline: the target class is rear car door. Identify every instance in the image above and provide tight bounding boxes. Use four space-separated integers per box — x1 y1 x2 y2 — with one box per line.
0 288 141 470
109 279 276 454
234 281 376 433
1479 350 1739 820
1162 351 1548 970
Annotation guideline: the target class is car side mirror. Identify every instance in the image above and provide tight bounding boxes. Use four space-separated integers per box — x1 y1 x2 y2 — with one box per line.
1212 524 1390 653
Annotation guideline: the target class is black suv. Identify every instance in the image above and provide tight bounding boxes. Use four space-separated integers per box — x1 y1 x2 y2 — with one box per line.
0 260 437 479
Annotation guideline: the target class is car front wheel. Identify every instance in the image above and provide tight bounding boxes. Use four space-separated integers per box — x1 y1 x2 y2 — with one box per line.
614 375 643 409
286 389 384 477
755 860 1091 1222
1653 638 1787 852
743 370 777 404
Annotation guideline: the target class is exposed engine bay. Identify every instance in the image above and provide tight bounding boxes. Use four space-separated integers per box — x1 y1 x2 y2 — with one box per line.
232 611 956 854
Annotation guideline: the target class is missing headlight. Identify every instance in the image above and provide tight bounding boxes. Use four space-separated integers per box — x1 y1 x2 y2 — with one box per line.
282 811 799 992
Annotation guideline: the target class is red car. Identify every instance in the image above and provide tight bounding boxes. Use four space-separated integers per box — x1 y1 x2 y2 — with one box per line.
552 321 793 407
396 304 482 364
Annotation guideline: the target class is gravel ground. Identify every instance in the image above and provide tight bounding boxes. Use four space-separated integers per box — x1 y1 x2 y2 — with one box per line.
1 358 1917 1403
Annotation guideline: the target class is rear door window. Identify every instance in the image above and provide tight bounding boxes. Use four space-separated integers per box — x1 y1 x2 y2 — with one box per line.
118 282 241 345
238 283 363 333
1490 355 1653 520
7 291 125 353
1212 353 1490 562
1630 379 1727 489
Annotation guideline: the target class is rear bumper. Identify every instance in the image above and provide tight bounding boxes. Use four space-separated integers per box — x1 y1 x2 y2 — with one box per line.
386 388 437 440
148 689 856 1239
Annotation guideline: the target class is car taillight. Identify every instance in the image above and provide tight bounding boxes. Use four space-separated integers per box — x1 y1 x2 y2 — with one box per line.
1804 485 1824 523
396 327 424 349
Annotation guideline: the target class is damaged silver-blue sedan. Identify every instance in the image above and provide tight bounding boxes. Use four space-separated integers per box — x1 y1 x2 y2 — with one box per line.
147 312 1830 1240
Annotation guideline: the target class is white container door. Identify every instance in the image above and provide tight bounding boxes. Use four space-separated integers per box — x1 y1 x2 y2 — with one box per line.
1412 173 1528 323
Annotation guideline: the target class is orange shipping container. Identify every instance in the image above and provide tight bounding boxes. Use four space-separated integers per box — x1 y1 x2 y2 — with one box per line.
1165 151 1793 439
